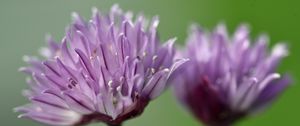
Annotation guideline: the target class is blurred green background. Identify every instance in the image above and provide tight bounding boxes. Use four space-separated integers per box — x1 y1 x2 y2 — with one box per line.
0 0 299 125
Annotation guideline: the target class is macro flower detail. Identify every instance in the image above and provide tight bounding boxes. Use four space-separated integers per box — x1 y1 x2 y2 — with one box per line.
174 24 291 126
15 5 187 126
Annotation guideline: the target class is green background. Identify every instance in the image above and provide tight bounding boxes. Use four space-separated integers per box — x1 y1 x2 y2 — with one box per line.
0 0 299 125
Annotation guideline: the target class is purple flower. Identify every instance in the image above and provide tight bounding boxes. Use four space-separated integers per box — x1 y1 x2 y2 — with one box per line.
15 5 187 126
174 24 291 126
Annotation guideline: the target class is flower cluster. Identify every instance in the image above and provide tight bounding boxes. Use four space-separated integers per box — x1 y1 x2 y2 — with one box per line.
16 5 186 126
173 24 290 126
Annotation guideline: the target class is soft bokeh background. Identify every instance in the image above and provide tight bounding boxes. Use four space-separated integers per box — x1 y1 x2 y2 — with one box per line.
0 0 299 125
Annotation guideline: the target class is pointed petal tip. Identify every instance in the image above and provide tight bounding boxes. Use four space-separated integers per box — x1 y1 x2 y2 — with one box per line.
13 105 31 113
169 37 177 43
216 22 227 30
257 34 270 45
39 47 51 58
18 114 25 118
259 73 282 90
272 43 289 57
13 107 22 113
18 67 27 72
151 16 160 28
182 58 190 62
163 68 170 73
122 20 134 28
71 12 80 19
273 73 281 79
190 23 203 33
22 55 30 62
251 77 258 83
175 58 189 65
237 23 250 33
91 7 98 14
111 4 120 11
164 37 177 48
238 23 250 29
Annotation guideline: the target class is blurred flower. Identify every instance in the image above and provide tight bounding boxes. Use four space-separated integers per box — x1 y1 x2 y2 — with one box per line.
174 24 291 126
15 5 187 126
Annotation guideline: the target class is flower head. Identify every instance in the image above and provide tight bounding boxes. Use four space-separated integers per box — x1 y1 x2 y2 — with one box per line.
16 5 186 126
174 24 291 126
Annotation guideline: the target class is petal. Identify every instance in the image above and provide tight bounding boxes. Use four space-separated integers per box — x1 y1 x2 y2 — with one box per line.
253 74 291 109
62 91 95 114
142 69 170 99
